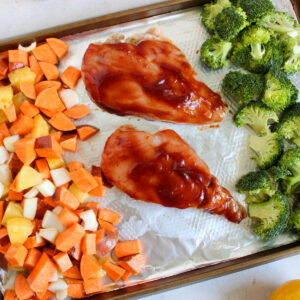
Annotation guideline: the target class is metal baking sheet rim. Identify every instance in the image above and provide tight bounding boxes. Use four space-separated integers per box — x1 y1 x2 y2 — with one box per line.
0 1 300 300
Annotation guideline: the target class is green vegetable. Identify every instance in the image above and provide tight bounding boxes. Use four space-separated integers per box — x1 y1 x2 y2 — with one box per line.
249 132 283 169
262 67 298 111
240 26 271 61
214 6 248 41
248 192 290 240
231 35 283 74
273 103 300 147
235 0 275 24
290 199 300 234
230 0 239 6
234 102 278 135
236 170 275 203
268 165 291 181
281 35 300 74
201 0 231 32
258 11 300 38
278 148 300 195
222 71 264 104
200 36 232 69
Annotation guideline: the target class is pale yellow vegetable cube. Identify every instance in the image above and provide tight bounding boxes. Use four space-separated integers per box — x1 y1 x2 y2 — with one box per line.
8 67 36 89
69 183 90 203
16 165 43 192
27 114 50 138
13 92 28 114
7 217 33 244
0 110 8 124
46 158 65 170
1 185 9 199
0 85 13 110
2 202 23 226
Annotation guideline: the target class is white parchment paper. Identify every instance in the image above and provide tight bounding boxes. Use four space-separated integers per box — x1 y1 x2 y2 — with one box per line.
58 0 300 289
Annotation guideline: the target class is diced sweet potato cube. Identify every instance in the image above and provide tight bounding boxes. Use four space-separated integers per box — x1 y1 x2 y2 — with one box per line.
10 113 34 135
60 66 81 89
24 248 42 270
69 168 98 193
8 50 28 65
53 252 73 272
5 244 28 267
32 44 57 64
14 137 36 165
35 135 62 158
55 186 80 210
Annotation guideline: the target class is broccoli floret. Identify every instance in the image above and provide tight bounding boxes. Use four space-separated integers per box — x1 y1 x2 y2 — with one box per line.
278 148 300 195
222 71 264 104
231 35 283 74
214 6 248 41
248 192 290 240
200 36 232 69
236 0 274 24
268 165 291 181
273 103 300 147
249 132 283 169
236 171 275 203
258 11 300 38
262 67 298 111
290 199 300 234
241 26 271 61
281 35 300 74
234 102 278 135
201 0 232 32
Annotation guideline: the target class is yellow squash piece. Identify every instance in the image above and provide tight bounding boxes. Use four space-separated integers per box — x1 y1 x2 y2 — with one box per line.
69 183 90 203
27 114 50 138
8 67 36 89
0 85 13 110
13 92 28 114
0 110 8 125
15 165 43 191
2 202 23 226
1 185 9 199
47 157 65 170
7 217 33 244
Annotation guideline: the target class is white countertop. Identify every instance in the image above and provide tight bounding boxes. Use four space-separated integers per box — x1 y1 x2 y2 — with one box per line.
1 0 299 299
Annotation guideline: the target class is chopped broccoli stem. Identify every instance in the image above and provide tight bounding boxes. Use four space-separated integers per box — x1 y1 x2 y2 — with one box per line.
222 71 264 105
248 193 290 240
200 36 232 69
258 11 300 37
201 0 231 32
273 103 300 147
231 34 283 74
249 132 283 169
251 43 265 61
262 67 298 111
237 0 274 24
214 6 248 41
234 102 278 135
241 26 271 61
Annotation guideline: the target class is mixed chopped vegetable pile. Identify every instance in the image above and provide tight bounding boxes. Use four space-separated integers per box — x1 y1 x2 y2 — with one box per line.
0 38 145 300
201 0 300 241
